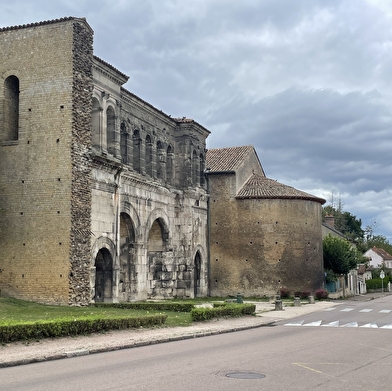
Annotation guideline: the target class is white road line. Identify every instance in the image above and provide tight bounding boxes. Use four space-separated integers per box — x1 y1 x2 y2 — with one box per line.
360 323 378 328
359 309 373 313
341 322 358 327
284 320 304 326
380 324 392 329
324 308 337 311
303 320 322 327
321 321 339 327
379 309 391 314
340 308 355 312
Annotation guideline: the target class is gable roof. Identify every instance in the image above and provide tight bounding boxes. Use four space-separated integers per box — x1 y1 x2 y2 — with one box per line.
236 173 326 204
206 146 258 172
369 246 392 261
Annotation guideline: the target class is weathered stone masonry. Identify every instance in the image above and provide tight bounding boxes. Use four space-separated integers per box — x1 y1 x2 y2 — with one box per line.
0 17 209 304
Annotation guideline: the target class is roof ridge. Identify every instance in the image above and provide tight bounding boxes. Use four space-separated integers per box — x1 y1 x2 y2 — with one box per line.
0 17 84 32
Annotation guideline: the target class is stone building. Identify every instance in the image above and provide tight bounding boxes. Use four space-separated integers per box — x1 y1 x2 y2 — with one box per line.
0 17 209 305
206 146 326 297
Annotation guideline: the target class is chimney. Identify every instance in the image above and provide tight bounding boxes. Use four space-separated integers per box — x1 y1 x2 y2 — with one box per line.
325 214 335 229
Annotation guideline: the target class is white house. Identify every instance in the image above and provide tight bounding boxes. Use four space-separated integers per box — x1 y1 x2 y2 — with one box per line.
364 247 392 268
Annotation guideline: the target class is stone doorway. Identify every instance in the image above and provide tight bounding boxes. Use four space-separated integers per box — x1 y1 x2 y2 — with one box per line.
194 251 201 297
94 248 113 302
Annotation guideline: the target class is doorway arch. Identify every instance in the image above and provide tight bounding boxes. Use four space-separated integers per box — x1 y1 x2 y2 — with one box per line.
94 248 113 302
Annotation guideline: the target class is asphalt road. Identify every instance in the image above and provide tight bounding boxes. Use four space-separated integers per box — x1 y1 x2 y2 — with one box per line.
2 297 392 391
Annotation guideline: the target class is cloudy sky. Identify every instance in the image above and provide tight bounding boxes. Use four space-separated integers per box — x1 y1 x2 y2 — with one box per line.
2 0 392 240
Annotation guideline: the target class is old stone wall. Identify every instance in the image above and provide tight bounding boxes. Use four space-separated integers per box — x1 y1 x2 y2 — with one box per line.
209 174 324 297
0 18 92 304
90 80 209 302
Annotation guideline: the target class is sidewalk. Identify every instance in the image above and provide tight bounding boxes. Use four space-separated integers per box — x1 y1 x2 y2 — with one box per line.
2 294 390 368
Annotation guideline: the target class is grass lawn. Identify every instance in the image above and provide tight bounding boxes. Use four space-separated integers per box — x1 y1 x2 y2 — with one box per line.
0 297 193 328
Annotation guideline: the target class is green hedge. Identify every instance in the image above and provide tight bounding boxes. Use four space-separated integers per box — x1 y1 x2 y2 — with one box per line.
191 303 256 321
0 314 167 343
366 278 390 290
92 302 194 312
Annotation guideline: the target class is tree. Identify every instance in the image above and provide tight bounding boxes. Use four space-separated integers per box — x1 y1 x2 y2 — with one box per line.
323 235 360 275
323 206 364 242
360 221 392 255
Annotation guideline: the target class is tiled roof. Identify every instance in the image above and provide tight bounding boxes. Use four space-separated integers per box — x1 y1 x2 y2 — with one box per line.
206 146 255 172
371 247 392 260
236 173 326 204
0 17 84 32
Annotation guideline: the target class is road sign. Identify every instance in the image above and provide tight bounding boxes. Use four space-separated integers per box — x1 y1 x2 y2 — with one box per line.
380 271 385 279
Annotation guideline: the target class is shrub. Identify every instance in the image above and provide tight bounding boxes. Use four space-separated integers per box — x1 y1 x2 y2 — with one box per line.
0 314 167 343
366 278 389 290
315 289 329 300
294 291 311 299
280 288 290 299
93 302 194 312
190 303 256 321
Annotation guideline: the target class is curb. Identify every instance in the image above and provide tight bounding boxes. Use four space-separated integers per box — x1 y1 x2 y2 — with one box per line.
0 320 275 368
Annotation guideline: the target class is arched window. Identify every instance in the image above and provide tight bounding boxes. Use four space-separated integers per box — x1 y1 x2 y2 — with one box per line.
145 135 153 177
156 141 164 180
106 106 116 155
148 219 165 252
120 122 128 164
166 145 173 184
92 97 101 149
4 75 19 141
133 129 141 173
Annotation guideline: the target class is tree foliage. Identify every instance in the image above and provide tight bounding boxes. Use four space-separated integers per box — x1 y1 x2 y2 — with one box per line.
323 205 364 241
323 235 359 275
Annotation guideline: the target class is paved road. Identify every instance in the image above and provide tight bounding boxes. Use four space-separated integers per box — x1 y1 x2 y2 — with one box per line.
2 298 392 391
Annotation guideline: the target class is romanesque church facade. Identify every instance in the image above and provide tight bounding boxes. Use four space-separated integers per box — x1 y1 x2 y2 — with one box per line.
0 17 326 305
0 17 209 305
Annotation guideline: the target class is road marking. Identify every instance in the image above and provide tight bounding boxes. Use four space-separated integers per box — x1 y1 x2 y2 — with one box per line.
341 322 358 327
380 324 392 329
284 320 304 326
303 320 322 326
379 309 391 314
340 308 355 312
359 309 373 313
324 307 337 311
360 323 378 328
321 321 339 327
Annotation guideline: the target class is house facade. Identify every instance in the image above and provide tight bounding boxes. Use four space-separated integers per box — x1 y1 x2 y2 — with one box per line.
0 17 209 305
364 247 392 268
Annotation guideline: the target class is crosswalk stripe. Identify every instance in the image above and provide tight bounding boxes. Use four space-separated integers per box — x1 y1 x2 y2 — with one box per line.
284 320 304 326
340 308 355 312
380 324 392 329
360 323 378 328
359 309 373 313
303 320 322 327
341 322 358 327
321 321 339 327
379 310 391 314
324 307 337 311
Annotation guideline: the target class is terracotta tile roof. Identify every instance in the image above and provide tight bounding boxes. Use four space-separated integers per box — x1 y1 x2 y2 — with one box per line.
236 173 326 204
371 247 392 260
0 17 85 32
206 146 256 172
